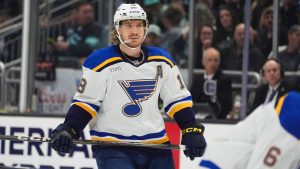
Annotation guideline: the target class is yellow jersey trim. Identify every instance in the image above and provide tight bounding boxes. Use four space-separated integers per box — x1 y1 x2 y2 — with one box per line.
168 101 193 118
148 56 175 68
92 57 122 72
275 95 286 115
73 102 97 118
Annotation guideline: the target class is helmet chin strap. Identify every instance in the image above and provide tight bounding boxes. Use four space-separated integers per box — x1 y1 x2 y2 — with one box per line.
116 27 148 51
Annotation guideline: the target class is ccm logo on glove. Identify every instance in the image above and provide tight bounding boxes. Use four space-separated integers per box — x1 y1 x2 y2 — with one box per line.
182 127 203 135
181 123 206 160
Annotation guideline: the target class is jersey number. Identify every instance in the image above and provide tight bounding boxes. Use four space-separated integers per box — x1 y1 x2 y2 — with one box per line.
263 146 281 167
177 74 185 90
77 78 87 93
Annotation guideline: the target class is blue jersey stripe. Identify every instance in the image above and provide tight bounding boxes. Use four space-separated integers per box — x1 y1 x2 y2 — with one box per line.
164 96 192 113
72 99 100 112
147 56 174 68
145 46 176 65
199 160 221 169
83 45 122 70
90 129 166 141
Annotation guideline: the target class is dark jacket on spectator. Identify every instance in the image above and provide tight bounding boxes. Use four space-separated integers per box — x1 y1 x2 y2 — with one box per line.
190 70 233 119
256 26 286 57
277 50 300 71
221 42 265 72
249 81 293 114
279 5 299 36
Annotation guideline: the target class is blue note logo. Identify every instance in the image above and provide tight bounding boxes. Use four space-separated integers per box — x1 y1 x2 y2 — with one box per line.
119 79 157 117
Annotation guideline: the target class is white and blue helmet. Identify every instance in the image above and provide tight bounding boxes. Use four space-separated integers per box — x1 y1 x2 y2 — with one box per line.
114 3 148 28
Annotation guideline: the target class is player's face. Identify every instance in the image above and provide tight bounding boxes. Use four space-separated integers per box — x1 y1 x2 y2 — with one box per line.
119 20 146 47
263 61 281 86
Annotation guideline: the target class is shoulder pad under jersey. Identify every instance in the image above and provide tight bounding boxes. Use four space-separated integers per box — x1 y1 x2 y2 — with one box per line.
145 46 176 68
83 45 123 72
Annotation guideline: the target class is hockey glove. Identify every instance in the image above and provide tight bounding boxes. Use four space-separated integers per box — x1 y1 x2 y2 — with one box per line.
181 123 206 160
50 123 80 153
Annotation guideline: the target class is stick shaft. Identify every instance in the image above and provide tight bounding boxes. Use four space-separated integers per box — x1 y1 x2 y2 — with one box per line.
0 134 184 150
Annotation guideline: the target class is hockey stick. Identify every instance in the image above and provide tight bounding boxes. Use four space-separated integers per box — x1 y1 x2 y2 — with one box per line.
0 134 185 150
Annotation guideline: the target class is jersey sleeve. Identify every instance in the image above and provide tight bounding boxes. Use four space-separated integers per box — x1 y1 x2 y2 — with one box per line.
63 49 113 130
68 47 120 120
228 104 268 143
71 66 107 118
160 65 193 118
199 105 269 169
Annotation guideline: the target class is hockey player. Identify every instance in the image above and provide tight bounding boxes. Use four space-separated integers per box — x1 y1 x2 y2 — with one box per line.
50 3 206 169
199 91 300 169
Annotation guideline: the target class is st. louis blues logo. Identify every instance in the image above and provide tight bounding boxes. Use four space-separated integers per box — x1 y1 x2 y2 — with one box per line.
118 79 157 117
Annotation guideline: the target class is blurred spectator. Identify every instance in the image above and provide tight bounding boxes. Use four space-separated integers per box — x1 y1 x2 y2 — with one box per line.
251 0 273 30
227 95 241 120
160 0 188 28
215 5 238 51
169 0 189 20
256 6 273 57
160 4 187 66
221 23 265 72
256 6 286 57
194 0 215 32
0 0 22 18
280 0 299 36
0 9 20 63
277 24 300 71
194 24 216 68
0 0 22 62
143 24 162 46
0 10 11 25
196 0 214 9
143 0 161 24
223 0 244 22
212 0 225 12
190 47 233 119
0 10 11 62
53 1 108 61
249 58 293 114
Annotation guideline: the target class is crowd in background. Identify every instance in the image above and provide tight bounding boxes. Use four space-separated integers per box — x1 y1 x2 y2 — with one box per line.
141 0 300 120
1 0 300 119
0 0 22 23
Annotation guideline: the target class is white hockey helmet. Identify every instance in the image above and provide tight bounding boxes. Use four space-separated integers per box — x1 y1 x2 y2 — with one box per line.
114 3 148 28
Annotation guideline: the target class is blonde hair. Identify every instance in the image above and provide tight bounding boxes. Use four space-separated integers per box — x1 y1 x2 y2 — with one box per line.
109 28 120 45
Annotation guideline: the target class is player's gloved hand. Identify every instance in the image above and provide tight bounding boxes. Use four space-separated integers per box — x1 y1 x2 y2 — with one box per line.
50 123 80 153
181 123 206 160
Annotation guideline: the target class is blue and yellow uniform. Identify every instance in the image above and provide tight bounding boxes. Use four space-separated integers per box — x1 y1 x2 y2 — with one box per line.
199 91 300 169
66 45 193 144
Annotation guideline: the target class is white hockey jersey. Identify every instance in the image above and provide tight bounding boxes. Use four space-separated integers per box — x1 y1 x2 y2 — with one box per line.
199 91 300 169
71 45 192 144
